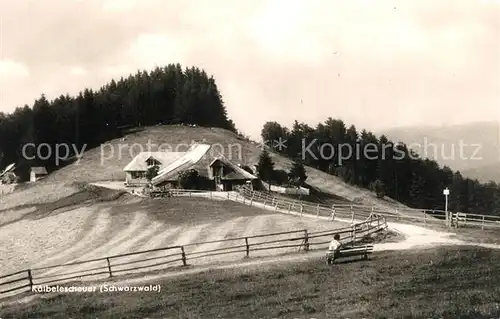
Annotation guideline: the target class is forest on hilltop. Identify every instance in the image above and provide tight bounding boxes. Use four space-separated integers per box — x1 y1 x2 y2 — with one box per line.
261 120 500 215
1 63 499 215
0 64 236 178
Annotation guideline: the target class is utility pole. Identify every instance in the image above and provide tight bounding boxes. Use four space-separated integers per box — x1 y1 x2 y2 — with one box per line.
443 187 450 226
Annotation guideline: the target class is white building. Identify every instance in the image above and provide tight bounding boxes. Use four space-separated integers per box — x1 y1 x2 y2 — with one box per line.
30 166 48 182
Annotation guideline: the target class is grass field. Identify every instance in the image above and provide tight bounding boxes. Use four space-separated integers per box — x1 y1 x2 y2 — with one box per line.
1 246 499 318
263 186 352 205
0 185 352 276
2 125 500 318
0 182 82 211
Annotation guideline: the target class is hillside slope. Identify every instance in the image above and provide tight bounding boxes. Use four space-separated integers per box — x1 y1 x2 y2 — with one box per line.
0 187 349 276
42 125 410 210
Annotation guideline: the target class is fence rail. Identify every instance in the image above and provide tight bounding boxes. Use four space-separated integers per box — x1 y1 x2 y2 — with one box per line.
7 183 497 299
231 186 500 230
0 213 387 299
139 187 500 230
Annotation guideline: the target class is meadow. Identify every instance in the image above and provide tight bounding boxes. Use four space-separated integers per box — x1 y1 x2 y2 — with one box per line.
1 246 499 318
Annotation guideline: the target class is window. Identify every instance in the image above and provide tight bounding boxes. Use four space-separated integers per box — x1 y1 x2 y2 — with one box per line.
131 171 145 179
146 157 160 167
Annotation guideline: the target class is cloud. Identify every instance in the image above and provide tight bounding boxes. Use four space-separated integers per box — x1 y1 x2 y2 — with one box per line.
69 66 88 76
128 33 189 70
0 60 29 78
100 0 139 12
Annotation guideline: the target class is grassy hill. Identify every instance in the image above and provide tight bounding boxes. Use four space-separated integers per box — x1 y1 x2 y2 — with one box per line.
0 124 411 282
0 185 350 276
40 124 410 210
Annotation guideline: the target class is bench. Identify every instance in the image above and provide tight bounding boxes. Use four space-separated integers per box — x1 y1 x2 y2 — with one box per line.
326 245 374 265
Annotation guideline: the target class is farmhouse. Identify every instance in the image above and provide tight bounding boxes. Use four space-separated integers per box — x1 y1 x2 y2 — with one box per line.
123 143 258 190
123 151 186 186
208 157 257 191
30 166 48 182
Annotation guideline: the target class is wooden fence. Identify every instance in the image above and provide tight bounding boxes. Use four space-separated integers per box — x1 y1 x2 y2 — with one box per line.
0 214 387 299
231 186 500 230
232 187 443 225
152 187 500 229
452 212 500 229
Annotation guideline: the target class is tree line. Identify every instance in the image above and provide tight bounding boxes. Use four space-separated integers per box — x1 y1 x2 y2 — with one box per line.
0 64 236 179
261 120 500 216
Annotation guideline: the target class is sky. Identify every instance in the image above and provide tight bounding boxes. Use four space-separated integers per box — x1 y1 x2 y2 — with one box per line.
0 0 499 139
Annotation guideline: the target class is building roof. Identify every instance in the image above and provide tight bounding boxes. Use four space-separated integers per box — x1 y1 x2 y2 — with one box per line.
142 144 258 186
151 144 211 185
209 157 257 180
31 166 48 175
123 151 185 172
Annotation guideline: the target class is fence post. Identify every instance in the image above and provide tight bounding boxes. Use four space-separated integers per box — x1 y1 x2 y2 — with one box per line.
27 269 33 290
106 258 112 277
351 205 354 223
250 194 254 206
181 246 187 266
303 230 309 251
331 205 335 221
300 205 303 216
316 204 320 217
245 237 250 257
288 204 291 212
482 215 485 230
275 201 279 211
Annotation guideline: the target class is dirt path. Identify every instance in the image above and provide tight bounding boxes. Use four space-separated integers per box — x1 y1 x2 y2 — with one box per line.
191 190 500 251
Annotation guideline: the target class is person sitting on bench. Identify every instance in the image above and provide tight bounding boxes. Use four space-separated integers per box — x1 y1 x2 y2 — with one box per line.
328 234 342 258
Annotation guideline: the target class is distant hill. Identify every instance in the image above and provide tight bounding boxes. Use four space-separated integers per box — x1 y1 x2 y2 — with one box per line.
380 121 500 181
461 163 500 184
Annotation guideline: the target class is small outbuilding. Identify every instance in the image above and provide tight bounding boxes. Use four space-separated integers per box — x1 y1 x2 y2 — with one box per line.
30 166 48 182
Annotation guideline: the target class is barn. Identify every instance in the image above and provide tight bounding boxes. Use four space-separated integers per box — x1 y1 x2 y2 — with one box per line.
123 143 258 190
